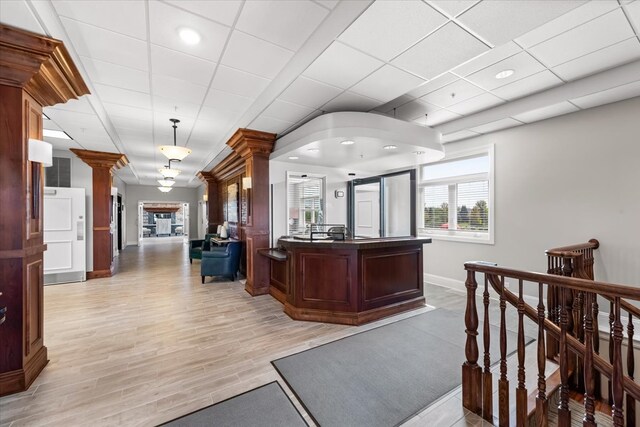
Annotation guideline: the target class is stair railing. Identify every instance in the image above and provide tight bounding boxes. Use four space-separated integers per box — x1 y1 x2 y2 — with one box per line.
462 261 640 427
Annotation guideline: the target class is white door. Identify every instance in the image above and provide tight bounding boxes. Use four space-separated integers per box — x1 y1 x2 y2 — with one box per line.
354 184 381 238
111 187 118 257
197 201 207 238
183 202 189 241
138 202 144 246
43 187 86 284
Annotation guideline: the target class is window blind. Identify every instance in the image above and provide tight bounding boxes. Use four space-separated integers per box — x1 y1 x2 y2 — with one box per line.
287 174 324 235
456 181 489 232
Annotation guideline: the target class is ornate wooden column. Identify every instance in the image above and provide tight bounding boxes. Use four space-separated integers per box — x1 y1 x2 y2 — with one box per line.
227 129 276 296
196 170 220 233
70 149 128 279
0 24 89 396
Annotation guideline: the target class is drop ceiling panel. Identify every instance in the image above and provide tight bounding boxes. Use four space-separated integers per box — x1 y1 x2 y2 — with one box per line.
221 31 294 79
303 42 384 89
249 116 295 135
469 117 522 134
407 73 458 98
204 89 254 112
278 76 343 109
93 84 151 109
111 116 152 132
151 74 207 105
150 45 216 87
48 98 95 115
512 101 580 123
393 22 489 79
61 18 148 71
447 93 504 115
374 95 416 114
153 96 201 119
148 1 230 62
321 91 381 113
164 0 241 26
0 0 44 34
427 1 479 19
53 0 147 40
552 38 640 81
420 79 485 108
210 65 271 99
262 100 316 123
103 103 153 122
452 41 522 77
465 52 546 91
350 65 425 104
491 70 563 101
628 1 640 30
423 109 461 126
394 99 441 121
457 0 585 46
528 9 635 68
441 129 480 143
338 0 447 62
570 80 640 109
236 0 328 51
82 57 150 92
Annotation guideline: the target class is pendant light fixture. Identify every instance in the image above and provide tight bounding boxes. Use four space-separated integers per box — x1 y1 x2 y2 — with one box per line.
157 178 175 187
159 159 181 178
158 186 172 193
159 118 191 161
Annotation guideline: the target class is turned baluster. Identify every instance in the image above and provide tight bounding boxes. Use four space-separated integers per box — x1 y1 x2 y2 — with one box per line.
536 282 548 427
499 275 509 427
609 301 615 404
583 292 596 427
573 291 584 392
627 313 635 427
462 270 481 414
593 297 601 400
482 275 493 421
558 287 571 427
611 298 624 426
516 279 528 426
547 258 558 358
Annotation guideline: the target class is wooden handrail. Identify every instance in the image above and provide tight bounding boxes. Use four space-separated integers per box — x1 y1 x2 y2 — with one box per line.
545 238 600 257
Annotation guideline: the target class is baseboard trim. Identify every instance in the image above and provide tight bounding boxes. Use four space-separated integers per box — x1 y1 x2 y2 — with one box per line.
424 273 466 293
0 346 48 397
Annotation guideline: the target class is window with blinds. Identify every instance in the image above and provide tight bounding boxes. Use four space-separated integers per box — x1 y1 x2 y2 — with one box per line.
287 173 325 235
419 149 493 243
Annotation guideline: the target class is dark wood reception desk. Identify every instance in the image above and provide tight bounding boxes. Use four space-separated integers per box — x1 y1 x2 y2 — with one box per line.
260 237 431 325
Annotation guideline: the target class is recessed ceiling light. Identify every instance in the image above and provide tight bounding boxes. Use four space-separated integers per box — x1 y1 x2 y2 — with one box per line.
288 156 299 160
307 148 319 153
341 140 355 145
414 151 424 155
43 129 72 140
383 145 397 150
178 27 201 45
495 69 515 79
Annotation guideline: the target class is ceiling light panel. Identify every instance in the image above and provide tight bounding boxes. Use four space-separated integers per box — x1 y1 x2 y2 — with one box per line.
465 51 546 91
221 31 294 80
456 0 585 46
43 129 72 140
528 9 635 68
491 70 562 101
236 0 328 51
210 65 271 99
420 79 485 108
279 76 343 109
164 0 241 27
150 45 216 87
82 57 150 92
393 22 489 80
350 65 426 104
53 0 147 39
303 42 384 89
148 1 230 62
338 0 447 62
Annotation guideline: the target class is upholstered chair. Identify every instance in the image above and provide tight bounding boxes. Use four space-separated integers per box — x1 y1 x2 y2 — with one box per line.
201 241 242 283
189 233 215 264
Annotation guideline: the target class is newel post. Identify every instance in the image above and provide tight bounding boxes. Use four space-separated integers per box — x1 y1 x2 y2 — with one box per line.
462 269 482 414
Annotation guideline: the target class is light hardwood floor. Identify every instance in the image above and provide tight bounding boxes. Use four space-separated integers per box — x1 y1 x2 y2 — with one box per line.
0 241 489 427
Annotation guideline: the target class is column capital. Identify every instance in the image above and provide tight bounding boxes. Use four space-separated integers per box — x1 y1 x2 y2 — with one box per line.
227 128 276 159
196 170 217 184
70 149 129 171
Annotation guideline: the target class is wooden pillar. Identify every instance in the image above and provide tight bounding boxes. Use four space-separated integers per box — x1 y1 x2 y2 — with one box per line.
0 24 89 396
227 129 276 296
70 149 128 279
196 171 220 233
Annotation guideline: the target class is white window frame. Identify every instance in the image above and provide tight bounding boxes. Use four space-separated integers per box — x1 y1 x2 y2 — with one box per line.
418 145 495 245
285 172 326 236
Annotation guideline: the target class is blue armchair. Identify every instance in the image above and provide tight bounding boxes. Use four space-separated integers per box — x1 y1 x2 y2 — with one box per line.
201 241 242 283
189 233 215 264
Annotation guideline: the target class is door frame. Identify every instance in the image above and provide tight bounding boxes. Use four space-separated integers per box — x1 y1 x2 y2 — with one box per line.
137 200 190 245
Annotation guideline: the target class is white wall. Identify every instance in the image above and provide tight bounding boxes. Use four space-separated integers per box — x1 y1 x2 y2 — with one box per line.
124 185 200 245
423 97 640 290
113 174 127 251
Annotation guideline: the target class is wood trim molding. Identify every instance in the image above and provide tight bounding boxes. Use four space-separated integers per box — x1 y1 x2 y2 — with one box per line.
69 149 128 170
196 170 217 184
227 128 277 159
0 24 89 106
211 152 245 181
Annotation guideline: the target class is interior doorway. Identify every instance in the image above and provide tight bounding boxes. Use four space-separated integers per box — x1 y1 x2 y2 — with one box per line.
117 195 123 251
137 201 189 245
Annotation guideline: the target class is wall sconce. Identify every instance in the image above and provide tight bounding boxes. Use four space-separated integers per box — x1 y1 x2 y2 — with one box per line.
28 138 53 167
242 176 252 216
203 194 208 202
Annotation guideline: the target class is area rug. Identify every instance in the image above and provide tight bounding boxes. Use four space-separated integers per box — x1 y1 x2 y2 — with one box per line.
272 308 532 427
161 381 307 426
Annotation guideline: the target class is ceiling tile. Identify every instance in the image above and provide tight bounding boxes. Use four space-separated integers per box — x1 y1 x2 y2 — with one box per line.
423 109 461 126
469 117 522 134
394 99 441 121
441 129 480 143
628 1 640 30
570 80 640 109
338 0 447 61
316 0 339 10
350 65 425 103
62 18 148 71
149 1 230 62
249 116 295 135
153 96 201 118
263 99 316 123
204 89 254 112
552 38 640 81
407 73 458 98
103 103 152 121
48 97 95 115
447 93 504 115
516 1 620 48
236 0 328 51
492 70 563 101
221 30 294 79
110 115 152 132
0 0 44 34
392 23 489 80
53 0 147 40
452 41 522 77
94 84 151 109
512 101 580 123
457 0 585 46
279 76 343 109
151 74 207 105
164 0 241 26
321 91 381 113
465 52 546 91
373 95 416 114
303 42 384 89
150 45 216 87
82 57 150 92
211 65 271 99
528 9 635 68
427 1 478 18
420 79 485 108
